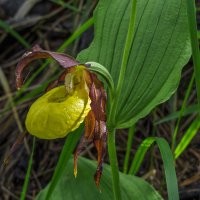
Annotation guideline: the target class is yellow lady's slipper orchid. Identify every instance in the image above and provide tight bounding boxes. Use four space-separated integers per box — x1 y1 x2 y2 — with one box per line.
15 45 107 187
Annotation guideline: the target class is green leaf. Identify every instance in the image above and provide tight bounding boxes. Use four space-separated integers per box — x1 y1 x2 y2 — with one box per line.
129 137 179 200
77 0 191 128
36 157 163 200
175 116 200 159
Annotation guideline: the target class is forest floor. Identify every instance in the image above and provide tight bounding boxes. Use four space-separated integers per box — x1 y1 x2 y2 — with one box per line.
0 0 200 199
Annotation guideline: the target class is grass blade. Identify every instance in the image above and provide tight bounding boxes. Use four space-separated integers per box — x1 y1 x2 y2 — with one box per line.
0 67 24 133
171 73 195 151
154 104 198 125
129 137 154 175
0 19 30 48
186 0 200 112
123 125 135 173
129 137 179 200
45 124 83 200
174 116 200 159
20 137 36 200
50 0 80 12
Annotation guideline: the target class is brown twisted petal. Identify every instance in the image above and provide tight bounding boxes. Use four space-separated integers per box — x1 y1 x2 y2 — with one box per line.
73 71 107 187
88 73 107 187
74 72 107 187
16 45 79 89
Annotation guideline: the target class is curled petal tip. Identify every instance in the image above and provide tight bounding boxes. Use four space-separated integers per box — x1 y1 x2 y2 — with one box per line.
94 171 101 188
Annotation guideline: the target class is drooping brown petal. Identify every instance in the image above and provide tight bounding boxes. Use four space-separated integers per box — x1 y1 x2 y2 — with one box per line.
89 73 107 123
73 111 95 179
93 123 107 187
73 135 88 178
16 45 79 89
73 70 107 187
88 73 107 186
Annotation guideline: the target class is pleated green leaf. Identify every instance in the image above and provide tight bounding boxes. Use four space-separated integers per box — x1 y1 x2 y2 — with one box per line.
77 0 191 128
36 157 163 200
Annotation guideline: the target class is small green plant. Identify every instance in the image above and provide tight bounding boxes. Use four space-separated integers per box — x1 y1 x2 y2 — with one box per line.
7 0 200 199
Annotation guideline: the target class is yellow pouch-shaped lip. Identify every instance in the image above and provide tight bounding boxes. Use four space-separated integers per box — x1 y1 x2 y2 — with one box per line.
25 86 91 139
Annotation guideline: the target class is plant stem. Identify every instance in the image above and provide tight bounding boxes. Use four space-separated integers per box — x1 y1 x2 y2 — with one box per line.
108 129 122 200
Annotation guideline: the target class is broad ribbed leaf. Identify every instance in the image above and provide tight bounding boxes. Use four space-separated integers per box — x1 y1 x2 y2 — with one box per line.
77 0 191 128
36 157 163 200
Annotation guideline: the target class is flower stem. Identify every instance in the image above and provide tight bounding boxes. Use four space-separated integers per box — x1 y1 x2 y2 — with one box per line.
108 129 122 200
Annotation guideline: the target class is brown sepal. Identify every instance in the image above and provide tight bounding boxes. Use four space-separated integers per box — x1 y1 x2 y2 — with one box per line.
87 72 107 187
73 71 107 187
16 45 79 89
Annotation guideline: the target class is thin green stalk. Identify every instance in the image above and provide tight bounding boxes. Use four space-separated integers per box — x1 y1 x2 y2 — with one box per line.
186 0 200 113
20 137 36 200
108 129 122 200
123 125 135 173
108 0 137 127
171 73 195 151
106 1 137 198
